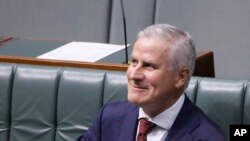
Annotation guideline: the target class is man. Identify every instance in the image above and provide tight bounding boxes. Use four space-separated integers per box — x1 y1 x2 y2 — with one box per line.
77 24 226 141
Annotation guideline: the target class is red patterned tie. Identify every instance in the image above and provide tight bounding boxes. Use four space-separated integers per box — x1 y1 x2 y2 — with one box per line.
137 118 156 141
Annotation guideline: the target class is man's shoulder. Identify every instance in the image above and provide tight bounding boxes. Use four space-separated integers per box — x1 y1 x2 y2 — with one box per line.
176 96 226 140
103 101 138 113
101 101 138 118
187 100 227 140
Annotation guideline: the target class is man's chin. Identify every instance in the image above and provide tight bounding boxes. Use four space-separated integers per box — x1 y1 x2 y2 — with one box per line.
128 96 144 106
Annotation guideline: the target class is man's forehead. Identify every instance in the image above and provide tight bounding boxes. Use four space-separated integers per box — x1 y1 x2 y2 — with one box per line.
135 36 171 49
133 39 170 57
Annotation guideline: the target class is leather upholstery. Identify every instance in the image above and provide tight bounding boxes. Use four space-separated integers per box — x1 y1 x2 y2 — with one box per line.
103 71 127 104
0 62 249 141
0 63 14 141
11 65 59 141
56 68 105 141
185 77 199 103
244 82 250 124
196 78 247 139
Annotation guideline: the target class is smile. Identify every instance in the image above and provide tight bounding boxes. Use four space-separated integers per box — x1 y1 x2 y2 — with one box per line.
130 83 149 90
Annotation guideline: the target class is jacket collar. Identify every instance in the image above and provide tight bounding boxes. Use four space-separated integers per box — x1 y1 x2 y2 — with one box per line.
165 95 200 140
117 95 200 141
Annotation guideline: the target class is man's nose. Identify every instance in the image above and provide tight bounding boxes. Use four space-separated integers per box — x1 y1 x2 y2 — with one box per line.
130 66 145 80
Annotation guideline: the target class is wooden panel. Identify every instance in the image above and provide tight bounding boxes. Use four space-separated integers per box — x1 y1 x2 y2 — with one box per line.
193 50 215 77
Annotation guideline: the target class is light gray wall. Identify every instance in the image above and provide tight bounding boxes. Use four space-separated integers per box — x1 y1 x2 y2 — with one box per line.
0 0 111 42
109 0 155 44
0 0 249 80
155 0 250 80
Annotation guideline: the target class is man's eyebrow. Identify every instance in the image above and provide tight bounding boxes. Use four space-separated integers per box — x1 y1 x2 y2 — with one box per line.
142 58 155 64
142 60 160 68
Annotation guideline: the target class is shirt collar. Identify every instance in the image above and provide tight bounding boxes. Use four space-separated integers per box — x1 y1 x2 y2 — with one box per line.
138 94 185 130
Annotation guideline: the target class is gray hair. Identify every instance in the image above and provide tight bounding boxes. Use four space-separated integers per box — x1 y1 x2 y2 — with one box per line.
137 24 196 85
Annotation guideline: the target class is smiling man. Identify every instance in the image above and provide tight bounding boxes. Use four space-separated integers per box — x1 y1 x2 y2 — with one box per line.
77 24 226 141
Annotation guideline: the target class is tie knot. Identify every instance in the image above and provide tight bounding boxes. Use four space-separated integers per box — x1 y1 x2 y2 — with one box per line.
138 118 155 134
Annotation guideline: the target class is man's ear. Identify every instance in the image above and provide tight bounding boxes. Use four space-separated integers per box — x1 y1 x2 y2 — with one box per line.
175 67 190 89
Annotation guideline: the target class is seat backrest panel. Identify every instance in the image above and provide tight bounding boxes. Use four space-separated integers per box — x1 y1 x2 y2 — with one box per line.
0 63 15 141
103 71 127 104
185 77 199 103
196 78 246 140
55 68 105 141
243 82 250 124
10 65 59 141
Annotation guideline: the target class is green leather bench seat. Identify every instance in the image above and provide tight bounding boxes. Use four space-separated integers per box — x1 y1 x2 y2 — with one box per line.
0 62 249 141
195 79 248 140
11 65 58 141
245 85 250 123
0 63 14 141
56 68 105 141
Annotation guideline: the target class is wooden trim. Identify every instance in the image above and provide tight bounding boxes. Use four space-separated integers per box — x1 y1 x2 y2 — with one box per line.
196 50 213 61
0 50 215 77
0 55 128 71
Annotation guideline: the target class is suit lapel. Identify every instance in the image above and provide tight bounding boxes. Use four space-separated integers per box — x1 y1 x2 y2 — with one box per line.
165 95 200 141
115 95 200 141
118 105 139 141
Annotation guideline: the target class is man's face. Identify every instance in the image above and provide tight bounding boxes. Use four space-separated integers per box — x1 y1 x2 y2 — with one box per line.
127 37 183 111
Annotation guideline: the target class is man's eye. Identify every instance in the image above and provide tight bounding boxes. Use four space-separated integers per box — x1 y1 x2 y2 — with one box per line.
144 63 158 70
130 59 138 66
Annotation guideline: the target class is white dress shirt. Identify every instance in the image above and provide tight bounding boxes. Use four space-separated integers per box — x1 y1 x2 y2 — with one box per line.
136 94 185 141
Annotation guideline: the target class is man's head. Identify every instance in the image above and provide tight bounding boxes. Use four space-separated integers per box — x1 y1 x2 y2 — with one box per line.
127 24 196 117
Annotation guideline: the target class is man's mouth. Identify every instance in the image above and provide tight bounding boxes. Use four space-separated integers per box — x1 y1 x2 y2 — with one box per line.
131 83 149 90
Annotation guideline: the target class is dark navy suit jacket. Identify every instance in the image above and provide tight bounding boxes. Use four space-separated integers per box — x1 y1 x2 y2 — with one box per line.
77 95 226 141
